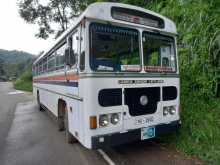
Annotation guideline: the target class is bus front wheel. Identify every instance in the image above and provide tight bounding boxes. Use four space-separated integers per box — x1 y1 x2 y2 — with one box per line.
64 106 77 144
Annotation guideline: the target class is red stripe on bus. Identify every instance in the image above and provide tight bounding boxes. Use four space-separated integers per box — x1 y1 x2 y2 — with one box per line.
33 75 79 82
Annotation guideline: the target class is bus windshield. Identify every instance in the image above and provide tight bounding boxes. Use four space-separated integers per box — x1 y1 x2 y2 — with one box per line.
90 23 140 72
142 32 176 72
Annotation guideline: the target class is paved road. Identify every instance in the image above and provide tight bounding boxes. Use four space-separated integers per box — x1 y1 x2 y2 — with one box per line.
0 82 202 165
0 82 33 162
0 82 107 165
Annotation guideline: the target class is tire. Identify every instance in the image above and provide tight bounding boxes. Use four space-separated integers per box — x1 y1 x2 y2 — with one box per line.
37 92 43 111
58 101 65 131
58 115 64 132
64 107 77 143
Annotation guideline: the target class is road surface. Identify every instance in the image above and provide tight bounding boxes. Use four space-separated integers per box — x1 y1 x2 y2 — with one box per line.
0 82 202 165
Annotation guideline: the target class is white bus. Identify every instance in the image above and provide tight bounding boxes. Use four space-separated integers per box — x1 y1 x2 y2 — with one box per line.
33 2 180 149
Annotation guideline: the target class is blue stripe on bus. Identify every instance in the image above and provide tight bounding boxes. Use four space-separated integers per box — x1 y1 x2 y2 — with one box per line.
34 81 78 87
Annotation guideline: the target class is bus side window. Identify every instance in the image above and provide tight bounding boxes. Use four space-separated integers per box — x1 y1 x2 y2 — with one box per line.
80 26 85 71
80 51 85 71
162 57 169 67
71 31 79 67
43 58 47 73
48 53 56 72
56 43 66 70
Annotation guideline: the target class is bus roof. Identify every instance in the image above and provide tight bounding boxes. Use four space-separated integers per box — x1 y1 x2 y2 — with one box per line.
34 2 177 65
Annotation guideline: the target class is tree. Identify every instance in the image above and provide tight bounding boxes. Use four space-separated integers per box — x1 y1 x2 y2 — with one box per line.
0 58 5 76
18 0 94 39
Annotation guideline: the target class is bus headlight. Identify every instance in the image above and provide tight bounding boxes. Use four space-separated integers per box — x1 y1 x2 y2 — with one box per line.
99 114 109 127
169 106 176 115
111 113 120 125
163 107 169 116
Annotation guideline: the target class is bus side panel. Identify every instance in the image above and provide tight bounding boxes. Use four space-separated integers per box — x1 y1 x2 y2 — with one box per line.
33 79 79 117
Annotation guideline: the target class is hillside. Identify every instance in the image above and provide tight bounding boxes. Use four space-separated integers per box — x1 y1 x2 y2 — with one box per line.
0 49 35 80
0 49 34 64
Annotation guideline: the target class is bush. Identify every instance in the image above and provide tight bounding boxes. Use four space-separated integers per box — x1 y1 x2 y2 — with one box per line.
14 68 32 92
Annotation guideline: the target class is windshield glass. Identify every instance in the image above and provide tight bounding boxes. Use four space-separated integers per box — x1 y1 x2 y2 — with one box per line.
142 32 176 72
90 23 140 72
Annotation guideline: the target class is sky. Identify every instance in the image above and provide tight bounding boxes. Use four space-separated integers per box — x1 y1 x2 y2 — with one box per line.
0 0 54 55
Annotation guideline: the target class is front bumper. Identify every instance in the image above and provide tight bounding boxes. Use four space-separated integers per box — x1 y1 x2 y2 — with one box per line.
91 120 181 149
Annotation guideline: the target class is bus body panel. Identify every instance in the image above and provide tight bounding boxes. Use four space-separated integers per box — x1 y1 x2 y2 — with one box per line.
80 76 179 148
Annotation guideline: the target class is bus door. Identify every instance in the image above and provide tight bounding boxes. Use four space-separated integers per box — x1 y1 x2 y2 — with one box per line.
65 29 80 90
64 28 81 134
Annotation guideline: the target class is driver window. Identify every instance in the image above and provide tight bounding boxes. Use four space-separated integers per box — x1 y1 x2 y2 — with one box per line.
70 30 79 68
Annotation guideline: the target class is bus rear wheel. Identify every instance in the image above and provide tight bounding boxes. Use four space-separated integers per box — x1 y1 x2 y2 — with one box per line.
37 92 43 111
64 106 78 143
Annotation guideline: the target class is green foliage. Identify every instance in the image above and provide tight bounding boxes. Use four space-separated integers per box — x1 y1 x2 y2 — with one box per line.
14 67 33 92
148 0 220 98
18 0 96 39
161 94 220 164
0 49 34 80
0 58 7 81
144 0 220 163
179 96 220 164
92 0 220 163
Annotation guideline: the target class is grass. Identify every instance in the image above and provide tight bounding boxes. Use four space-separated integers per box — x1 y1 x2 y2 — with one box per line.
160 92 220 164
14 68 32 92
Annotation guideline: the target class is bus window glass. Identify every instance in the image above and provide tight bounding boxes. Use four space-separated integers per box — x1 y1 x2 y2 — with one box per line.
90 23 140 72
48 53 56 71
39 62 43 74
56 43 66 69
71 32 78 67
80 26 85 71
43 58 47 73
142 32 176 72
80 51 85 71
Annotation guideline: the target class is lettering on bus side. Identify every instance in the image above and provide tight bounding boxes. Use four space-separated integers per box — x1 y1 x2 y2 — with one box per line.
118 80 164 84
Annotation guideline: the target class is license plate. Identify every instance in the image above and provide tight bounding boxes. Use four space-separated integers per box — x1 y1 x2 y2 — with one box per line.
135 116 154 125
141 127 155 140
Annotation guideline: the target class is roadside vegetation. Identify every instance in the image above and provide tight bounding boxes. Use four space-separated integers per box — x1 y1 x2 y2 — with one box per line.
14 67 32 92
0 49 34 81
147 0 220 164
17 0 220 163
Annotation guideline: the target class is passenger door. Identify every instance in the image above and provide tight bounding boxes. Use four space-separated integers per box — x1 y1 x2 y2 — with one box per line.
65 29 80 86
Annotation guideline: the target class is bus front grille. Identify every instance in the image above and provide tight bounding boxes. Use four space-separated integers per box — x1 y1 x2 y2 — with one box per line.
124 87 160 116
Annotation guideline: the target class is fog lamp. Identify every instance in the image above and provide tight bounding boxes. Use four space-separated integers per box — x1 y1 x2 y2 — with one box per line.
99 114 109 127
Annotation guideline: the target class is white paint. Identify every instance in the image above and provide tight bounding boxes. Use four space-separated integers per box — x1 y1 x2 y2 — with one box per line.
98 149 116 165
8 90 25 95
33 2 180 149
